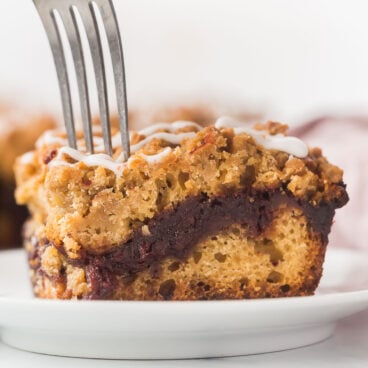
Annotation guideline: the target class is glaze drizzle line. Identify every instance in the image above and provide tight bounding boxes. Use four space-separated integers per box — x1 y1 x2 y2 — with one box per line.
32 117 308 175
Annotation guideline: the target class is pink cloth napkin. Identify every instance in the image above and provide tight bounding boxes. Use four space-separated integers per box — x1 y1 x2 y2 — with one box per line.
291 117 368 250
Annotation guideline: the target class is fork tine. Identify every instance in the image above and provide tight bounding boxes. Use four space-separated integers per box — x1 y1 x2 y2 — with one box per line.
58 6 94 153
77 1 112 156
34 0 130 158
33 1 77 149
93 0 130 159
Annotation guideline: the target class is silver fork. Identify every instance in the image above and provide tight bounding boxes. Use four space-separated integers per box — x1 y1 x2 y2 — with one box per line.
33 0 130 159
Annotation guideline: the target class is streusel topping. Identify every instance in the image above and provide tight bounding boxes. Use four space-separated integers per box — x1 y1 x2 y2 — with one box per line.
15 119 345 253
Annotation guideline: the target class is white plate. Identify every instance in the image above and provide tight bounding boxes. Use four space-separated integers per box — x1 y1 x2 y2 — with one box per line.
0 247 367 360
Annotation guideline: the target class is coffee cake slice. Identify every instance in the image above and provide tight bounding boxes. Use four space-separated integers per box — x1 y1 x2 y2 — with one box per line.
15 118 348 300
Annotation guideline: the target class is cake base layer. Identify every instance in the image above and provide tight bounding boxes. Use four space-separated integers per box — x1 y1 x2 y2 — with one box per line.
24 189 347 300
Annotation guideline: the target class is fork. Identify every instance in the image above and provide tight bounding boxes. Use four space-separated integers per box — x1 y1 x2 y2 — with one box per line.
33 0 130 159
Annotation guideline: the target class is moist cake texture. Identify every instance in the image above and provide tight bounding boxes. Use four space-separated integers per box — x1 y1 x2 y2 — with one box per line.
15 118 348 300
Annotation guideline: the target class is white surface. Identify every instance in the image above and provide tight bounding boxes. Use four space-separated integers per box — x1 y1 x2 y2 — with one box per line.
1 0 368 123
0 248 367 360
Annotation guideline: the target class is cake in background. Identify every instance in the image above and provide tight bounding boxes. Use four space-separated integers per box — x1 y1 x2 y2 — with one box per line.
0 105 56 248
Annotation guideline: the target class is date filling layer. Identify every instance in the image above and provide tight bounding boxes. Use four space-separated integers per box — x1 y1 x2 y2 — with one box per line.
34 187 348 299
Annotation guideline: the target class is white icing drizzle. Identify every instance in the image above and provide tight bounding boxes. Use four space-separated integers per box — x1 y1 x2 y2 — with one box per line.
138 121 202 136
36 121 200 152
50 147 126 175
50 146 173 175
27 117 309 176
130 131 196 152
140 147 172 163
215 116 308 158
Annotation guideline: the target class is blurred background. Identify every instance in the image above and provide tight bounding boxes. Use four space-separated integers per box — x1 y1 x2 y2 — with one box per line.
2 0 368 120
0 0 367 249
